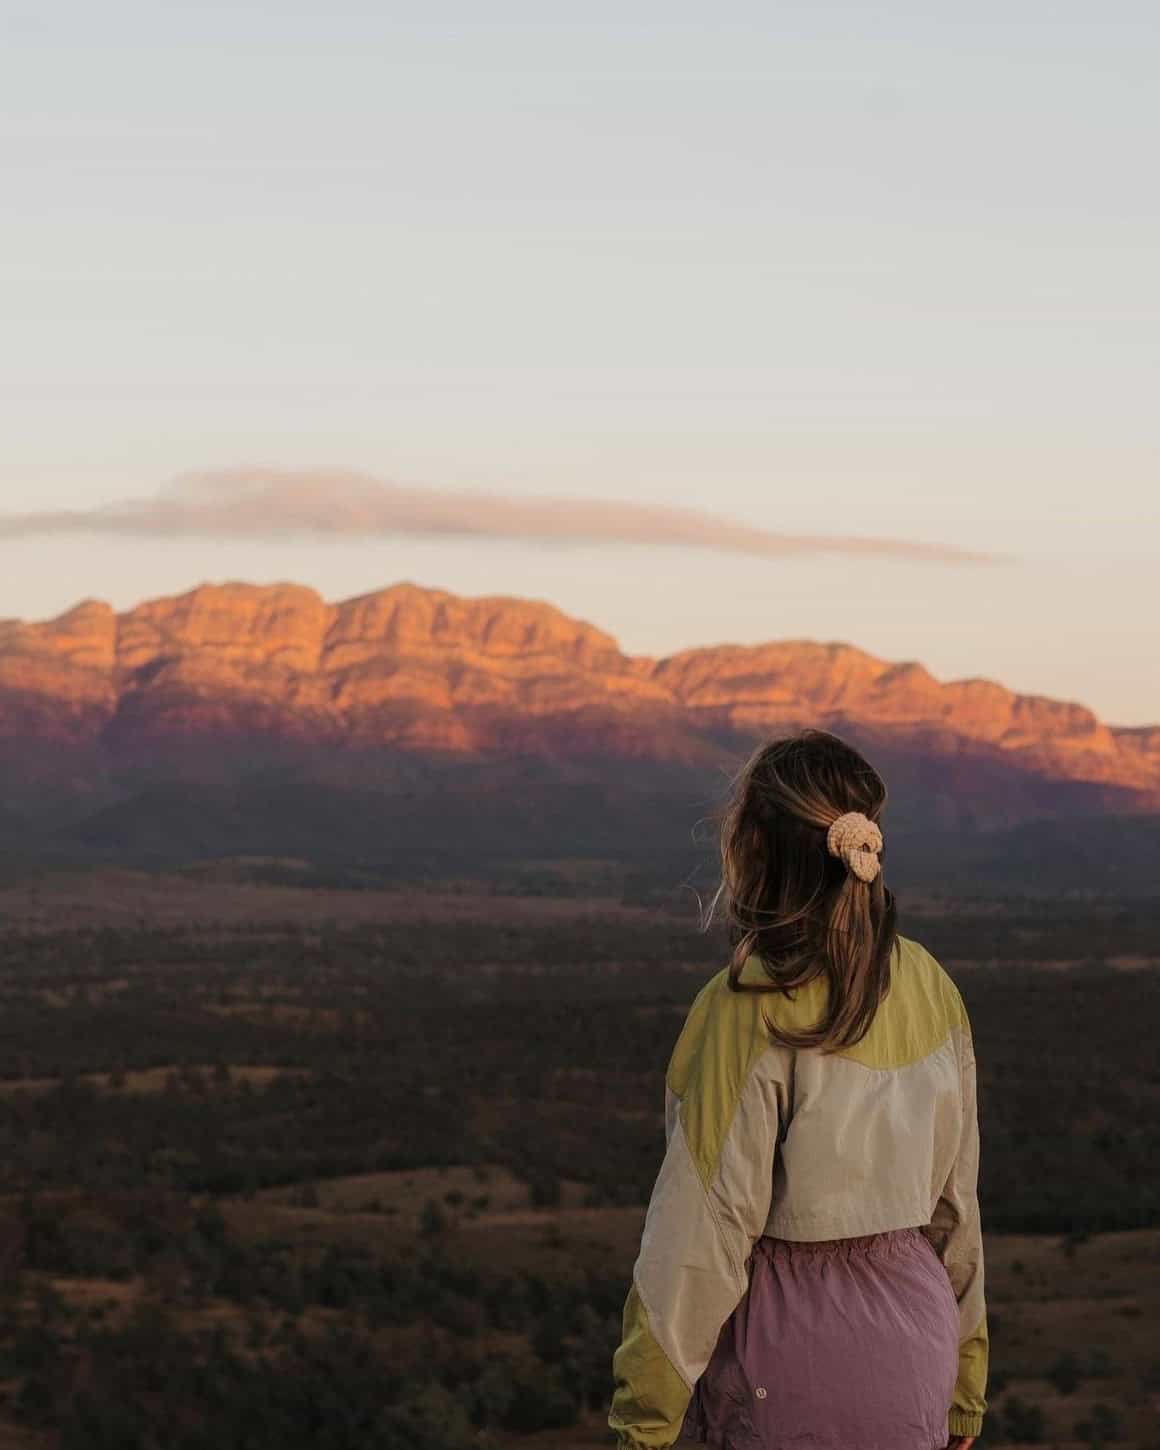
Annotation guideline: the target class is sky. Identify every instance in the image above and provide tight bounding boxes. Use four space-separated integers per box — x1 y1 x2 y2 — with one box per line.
2 2 1157 723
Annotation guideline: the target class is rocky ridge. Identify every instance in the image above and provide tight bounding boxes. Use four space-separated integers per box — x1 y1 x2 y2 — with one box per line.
0 580 1156 800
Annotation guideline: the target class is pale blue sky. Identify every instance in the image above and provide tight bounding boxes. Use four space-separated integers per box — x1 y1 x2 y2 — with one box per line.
2 3 1157 721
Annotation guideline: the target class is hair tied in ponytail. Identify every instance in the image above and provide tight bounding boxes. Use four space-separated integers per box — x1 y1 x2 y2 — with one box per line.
711 729 896 1052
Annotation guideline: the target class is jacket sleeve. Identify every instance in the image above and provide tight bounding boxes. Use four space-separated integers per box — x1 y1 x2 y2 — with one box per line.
924 1004 989 1439
608 974 781 1450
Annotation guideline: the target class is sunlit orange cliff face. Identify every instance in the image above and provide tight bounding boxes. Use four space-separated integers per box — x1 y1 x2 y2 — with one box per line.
0 580 1156 808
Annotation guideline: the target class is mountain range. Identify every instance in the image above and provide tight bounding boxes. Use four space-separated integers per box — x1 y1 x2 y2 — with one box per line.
0 580 1156 892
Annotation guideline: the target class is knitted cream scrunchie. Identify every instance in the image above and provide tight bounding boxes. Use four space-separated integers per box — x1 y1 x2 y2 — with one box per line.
826 811 884 883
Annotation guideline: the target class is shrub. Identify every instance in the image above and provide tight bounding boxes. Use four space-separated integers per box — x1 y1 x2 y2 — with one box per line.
1083 1346 1114 1377
1002 1395 1046 1443
1074 1403 1124 1445
529 1172 561 1208
1046 1351 1081 1394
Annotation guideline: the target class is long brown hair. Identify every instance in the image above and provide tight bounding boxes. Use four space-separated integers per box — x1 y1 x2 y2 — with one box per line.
706 729 897 1052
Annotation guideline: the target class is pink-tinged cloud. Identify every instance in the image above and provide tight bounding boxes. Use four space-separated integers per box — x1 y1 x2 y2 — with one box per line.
0 468 997 564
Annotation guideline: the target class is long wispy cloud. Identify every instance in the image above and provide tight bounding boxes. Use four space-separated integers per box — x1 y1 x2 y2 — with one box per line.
0 468 995 563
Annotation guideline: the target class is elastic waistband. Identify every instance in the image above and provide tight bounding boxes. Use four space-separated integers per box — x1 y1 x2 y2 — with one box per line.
752 1226 926 1265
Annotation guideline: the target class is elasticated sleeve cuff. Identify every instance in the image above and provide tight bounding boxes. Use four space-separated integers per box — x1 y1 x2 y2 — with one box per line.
948 1408 984 1437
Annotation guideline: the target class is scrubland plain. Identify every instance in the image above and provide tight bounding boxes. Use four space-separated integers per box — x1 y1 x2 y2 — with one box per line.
0 868 1156 1449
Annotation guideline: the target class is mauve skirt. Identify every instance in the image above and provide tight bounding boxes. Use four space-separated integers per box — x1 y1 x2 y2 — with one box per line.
679 1228 960 1450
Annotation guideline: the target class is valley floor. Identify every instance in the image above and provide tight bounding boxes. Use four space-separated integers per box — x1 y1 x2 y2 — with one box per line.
0 869 1156 1448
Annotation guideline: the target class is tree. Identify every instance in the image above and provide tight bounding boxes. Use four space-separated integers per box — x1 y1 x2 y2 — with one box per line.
419 1198 447 1236
381 1382 476 1450
567 1304 621 1410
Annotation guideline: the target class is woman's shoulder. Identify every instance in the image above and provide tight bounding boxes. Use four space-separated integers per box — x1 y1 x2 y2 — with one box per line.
893 933 969 1024
666 961 782 1089
672 956 829 1073
674 937 968 1071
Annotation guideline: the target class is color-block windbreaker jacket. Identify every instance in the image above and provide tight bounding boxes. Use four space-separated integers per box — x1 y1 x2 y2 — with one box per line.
609 934 987 1448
